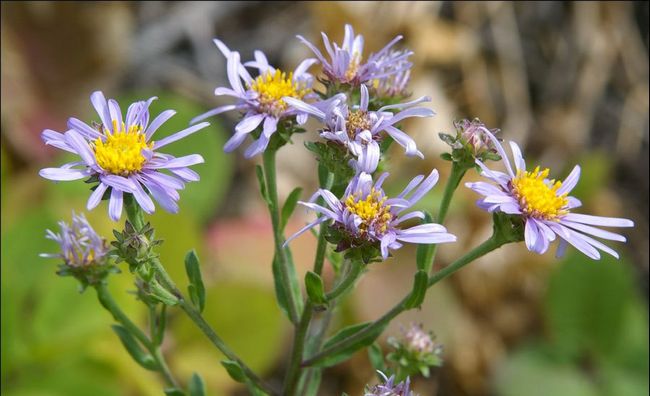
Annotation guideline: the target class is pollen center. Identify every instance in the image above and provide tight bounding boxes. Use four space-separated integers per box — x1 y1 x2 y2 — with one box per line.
344 52 362 82
94 121 152 176
511 166 568 220
346 110 372 139
250 70 309 116
345 188 393 235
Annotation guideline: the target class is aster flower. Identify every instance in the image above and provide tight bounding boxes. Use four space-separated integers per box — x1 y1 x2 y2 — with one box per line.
465 130 634 260
285 85 433 174
298 24 412 86
39 91 208 221
370 49 412 98
364 371 417 396
285 170 456 260
387 323 444 378
41 212 116 288
190 39 318 157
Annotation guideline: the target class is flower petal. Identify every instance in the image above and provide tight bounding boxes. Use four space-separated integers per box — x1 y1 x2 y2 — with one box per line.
87 182 108 210
39 167 91 181
108 188 123 221
145 109 176 138
153 122 209 149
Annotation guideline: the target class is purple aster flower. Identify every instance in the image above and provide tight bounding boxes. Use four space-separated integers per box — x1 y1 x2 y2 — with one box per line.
284 85 433 173
39 91 208 221
40 212 109 267
364 371 417 396
465 130 634 260
297 24 412 86
370 49 413 98
190 39 318 158
285 170 456 259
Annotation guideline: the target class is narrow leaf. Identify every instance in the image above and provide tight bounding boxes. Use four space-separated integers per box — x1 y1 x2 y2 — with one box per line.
221 360 246 383
404 270 428 309
305 271 326 304
153 305 167 346
416 212 435 273
315 321 387 368
255 165 269 204
185 250 206 312
111 325 157 370
368 342 386 373
280 187 302 231
150 281 179 306
188 373 206 396
163 388 185 396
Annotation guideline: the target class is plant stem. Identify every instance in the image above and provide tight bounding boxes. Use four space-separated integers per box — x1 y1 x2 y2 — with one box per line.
95 283 179 388
325 259 362 301
263 148 300 324
122 198 277 395
302 235 506 367
428 161 470 272
148 258 278 396
283 302 314 395
124 193 146 231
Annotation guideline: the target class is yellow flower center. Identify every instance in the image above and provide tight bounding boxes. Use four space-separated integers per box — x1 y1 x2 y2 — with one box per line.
511 166 568 220
249 70 309 116
346 110 372 139
94 120 152 176
345 188 393 235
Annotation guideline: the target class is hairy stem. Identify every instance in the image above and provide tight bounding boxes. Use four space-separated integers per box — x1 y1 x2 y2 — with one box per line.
263 148 301 324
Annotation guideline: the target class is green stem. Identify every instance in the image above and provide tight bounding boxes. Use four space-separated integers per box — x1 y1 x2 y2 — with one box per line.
122 199 277 395
302 235 506 367
124 193 146 231
428 162 470 272
149 259 278 396
95 283 179 388
263 148 300 324
325 259 363 301
283 302 314 395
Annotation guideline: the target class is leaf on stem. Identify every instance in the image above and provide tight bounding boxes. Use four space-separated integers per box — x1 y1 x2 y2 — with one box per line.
188 373 206 396
255 165 270 205
305 271 326 305
314 321 387 367
280 187 302 232
111 325 158 371
185 250 206 312
404 270 428 309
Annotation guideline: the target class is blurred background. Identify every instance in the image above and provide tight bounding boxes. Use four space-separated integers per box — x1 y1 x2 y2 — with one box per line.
1 2 648 395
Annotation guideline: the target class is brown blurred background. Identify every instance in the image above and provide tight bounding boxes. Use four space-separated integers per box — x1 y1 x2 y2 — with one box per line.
2 2 648 396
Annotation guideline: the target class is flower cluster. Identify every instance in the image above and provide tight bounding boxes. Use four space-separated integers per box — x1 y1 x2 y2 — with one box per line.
364 371 418 396
387 323 444 378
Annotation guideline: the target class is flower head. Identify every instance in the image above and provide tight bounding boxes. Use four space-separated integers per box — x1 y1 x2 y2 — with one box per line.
190 39 318 158
465 131 634 259
298 24 412 86
364 371 417 396
370 49 413 98
285 85 433 173
39 91 208 221
285 170 456 260
41 212 116 289
387 323 444 378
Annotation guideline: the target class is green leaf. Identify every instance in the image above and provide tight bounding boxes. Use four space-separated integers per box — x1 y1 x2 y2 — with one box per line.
315 322 387 367
164 388 186 396
185 250 206 312
404 270 428 309
415 212 435 273
110 325 157 371
305 271 326 304
271 251 303 322
153 305 167 346
149 281 179 306
440 152 453 161
255 165 269 204
221 360 246 383
280 187 302 232
188 372 206 396
368 342 386 374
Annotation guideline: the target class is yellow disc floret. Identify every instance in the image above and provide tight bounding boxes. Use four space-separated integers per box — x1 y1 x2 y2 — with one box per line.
94 120 152 176
345 188 393 235
346 110 372 139
344 52 362 82
511 166 569 220
249 70 310 116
